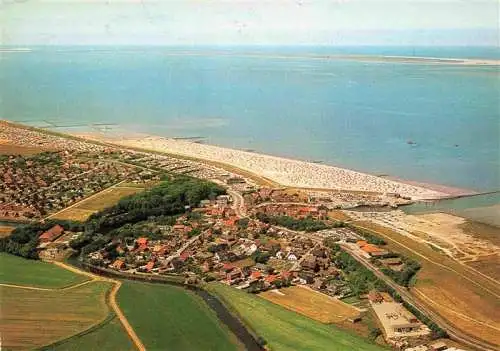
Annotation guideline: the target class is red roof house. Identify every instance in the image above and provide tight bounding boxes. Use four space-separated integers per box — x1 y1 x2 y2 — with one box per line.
136 237 148 246
112 259 125 270
222 263 235 272
250 271 262 280
145 261 155 272
39 225 64 243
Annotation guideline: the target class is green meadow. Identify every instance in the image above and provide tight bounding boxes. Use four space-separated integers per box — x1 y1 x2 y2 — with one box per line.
0 253 88 288
116 281 241 351
51 317 134 351
207 283 386 351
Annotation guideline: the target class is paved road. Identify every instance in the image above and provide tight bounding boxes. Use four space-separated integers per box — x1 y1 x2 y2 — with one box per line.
227 189 247 218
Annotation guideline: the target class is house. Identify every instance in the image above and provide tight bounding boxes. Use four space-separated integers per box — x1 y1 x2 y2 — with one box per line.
286 253 298 261
227 268 242 282
179 251 191 262
265 274 279 285
301 255 318 271
39 224 64 243
145 261 155 272
222 263 235 273
250 271 262 281
368 290 384 303
358 242 388 258
136 237 148 246
202 260 214 273
280 271 294 283
111 259 125 270
298 271 315 284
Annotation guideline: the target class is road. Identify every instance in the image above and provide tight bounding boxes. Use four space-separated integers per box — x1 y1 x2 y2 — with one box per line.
340 244 499 351
227 189 248 218
163 234 202 266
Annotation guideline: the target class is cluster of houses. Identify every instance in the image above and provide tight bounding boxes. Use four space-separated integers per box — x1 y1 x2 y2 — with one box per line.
79 193 360 297
0 151 138 220
243 187 308 206
1 123 258 222
243 186 412 210
250 203 329 220
0 121 107 154
102 150 256 190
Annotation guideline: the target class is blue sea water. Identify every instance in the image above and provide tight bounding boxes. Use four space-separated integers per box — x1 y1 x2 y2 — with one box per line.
1 46 499 192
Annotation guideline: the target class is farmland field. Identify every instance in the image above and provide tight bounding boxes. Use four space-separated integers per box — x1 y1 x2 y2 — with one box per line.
53 186 143 221
259 286 360 324
1 281 113 350
0 253 88 288
353 221 500 346
116 281 241 351
51 317 134 351
207 283 386 351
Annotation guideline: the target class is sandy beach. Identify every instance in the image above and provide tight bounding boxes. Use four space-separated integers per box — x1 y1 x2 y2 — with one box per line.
81 133 448 200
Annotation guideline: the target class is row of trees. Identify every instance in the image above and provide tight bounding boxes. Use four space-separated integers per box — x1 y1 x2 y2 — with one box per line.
347 224 386 245
380 258 421 287
74 176 225 256
85 176 225 234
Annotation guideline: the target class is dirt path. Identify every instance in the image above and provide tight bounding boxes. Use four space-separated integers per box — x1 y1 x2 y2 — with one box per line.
108 280 146 351
50 261 146 350
0 279 94 291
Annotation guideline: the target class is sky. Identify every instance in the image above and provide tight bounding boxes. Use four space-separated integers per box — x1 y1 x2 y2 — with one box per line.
1 0 498 46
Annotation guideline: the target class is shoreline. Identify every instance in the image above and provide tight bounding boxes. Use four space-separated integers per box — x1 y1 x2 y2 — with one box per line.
74 130 453 200
1 120 473 200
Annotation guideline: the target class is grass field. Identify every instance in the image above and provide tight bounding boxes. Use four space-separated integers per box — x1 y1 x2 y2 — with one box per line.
53 186 143 221
353 221 500 346
0 253 88 288
51 317 134 351
116 281 241 351
260 286 360 324
207 283 386 351
1 281 113 350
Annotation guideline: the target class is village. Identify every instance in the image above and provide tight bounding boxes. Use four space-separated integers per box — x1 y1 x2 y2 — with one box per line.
1 122 469 351
35 190 449 350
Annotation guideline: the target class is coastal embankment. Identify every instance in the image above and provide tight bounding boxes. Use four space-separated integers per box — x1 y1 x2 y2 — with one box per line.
80 133 449 200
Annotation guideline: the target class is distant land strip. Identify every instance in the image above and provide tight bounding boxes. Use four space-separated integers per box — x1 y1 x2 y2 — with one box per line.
1 47 498 66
